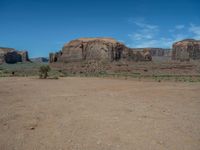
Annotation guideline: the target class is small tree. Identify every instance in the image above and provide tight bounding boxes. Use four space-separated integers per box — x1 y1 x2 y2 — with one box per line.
39 65 51 79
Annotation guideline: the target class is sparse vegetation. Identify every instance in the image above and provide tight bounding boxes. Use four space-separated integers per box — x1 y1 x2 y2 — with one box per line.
0 61 200 82
39 65 51 79
0 62 44 77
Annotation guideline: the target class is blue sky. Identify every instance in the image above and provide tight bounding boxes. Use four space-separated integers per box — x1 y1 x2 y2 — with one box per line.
0 0 200 57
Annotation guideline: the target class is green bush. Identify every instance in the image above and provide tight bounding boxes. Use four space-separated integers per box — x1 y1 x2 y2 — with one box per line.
39 65 51 79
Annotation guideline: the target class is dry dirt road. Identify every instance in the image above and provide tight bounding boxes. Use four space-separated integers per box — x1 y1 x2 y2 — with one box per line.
0 77 200 150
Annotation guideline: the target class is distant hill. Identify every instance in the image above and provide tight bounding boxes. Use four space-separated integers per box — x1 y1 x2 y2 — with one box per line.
30 57 49 63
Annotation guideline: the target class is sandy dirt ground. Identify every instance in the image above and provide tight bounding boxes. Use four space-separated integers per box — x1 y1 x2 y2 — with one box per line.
0 77 200 150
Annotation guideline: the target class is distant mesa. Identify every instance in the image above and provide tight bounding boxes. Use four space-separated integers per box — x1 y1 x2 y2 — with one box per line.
131 48 171 57
50 37 200 63
1 38 200 65
49 37 152 63
0 47 30 64
30 57 49 63
172 39 200 61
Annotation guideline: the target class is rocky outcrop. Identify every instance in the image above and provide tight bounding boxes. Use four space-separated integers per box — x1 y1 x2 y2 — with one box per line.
0 47 14 63
172 39 200 61
17 51 29 62
0 47 30 64
131 48 171 57
128 49 152 61
49 52 62 63
49 38 152 63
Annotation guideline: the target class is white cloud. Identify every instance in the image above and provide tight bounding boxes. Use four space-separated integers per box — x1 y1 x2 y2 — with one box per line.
128 19 200 48
169 25 185 33
189 24 200 39
128 32 153 41
128 20 159 46
169 29 175 32
173 34 187 41
133 22 158 30
132 38 174 48
128 19 172 48
128 18 158 30
175 25 185 30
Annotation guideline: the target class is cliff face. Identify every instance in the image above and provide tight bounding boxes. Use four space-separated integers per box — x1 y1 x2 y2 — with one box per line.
0 47 29 64
172 39 200 61
0 47 14 63
49 38 152 63
131 48 171 57
17 51 29 62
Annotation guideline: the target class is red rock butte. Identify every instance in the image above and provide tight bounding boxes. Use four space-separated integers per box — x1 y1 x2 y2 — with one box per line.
172 39 200 61
49 37 152 63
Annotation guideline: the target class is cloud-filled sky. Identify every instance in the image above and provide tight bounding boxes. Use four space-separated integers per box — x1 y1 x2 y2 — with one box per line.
127 18 200 48
0 0 200 57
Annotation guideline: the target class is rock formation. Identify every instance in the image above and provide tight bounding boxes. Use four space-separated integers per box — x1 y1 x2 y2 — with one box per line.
131 48 171 57
49 38 152 63
172 39 200 61
17 51 29 62
0 47 15 63
0 47 30 64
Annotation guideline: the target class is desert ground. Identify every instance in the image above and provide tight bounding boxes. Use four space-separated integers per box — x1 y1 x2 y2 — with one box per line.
0 77 200 150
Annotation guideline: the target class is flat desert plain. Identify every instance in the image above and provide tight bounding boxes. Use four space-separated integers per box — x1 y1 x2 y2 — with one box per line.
0 77 200 150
